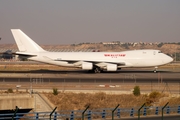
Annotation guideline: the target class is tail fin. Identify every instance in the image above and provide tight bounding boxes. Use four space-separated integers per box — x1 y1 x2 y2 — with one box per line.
11 29 46 52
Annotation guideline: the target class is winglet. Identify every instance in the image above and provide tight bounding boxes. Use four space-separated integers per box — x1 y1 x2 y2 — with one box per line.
11 29 46 52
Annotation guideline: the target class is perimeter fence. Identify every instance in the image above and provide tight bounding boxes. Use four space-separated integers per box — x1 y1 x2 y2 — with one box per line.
1 103 180 120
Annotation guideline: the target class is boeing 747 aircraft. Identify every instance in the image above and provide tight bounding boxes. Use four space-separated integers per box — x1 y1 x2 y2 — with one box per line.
11 29 173 73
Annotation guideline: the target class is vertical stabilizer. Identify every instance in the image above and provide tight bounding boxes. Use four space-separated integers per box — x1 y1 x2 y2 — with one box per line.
11 29 45 52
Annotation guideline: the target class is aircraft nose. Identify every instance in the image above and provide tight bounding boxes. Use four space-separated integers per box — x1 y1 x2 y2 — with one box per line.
166 56 173 63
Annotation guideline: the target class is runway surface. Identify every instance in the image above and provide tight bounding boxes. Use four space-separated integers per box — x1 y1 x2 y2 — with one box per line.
0 69 179 83
0 69 179 93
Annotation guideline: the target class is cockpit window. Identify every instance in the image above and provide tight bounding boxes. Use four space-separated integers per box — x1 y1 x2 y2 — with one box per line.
158 51 162 53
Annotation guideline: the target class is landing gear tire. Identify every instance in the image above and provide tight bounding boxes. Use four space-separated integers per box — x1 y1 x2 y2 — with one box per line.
94 67 101 73
154 66 158 73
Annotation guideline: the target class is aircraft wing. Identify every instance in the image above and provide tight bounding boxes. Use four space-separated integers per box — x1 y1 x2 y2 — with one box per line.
54 58 126 67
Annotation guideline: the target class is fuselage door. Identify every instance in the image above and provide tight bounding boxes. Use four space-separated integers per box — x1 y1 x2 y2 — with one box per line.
153 51 156 55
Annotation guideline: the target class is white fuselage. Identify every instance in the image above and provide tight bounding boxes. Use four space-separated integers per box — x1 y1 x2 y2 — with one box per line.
28 49 173 68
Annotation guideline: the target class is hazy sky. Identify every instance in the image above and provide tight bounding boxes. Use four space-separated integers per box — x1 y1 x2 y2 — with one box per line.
0 0 180 45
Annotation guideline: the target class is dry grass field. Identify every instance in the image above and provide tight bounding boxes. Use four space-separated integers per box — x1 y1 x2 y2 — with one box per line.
1 42 179 54
44 91 180 111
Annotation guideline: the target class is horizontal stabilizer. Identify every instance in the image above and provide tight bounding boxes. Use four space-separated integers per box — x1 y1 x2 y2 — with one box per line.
16 52 37 57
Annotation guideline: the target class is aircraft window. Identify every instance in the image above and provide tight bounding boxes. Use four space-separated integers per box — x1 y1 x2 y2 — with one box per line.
158 51 162 53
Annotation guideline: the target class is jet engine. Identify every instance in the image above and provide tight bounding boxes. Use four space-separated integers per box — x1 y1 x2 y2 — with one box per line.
106 64 117 71
82 62 93 70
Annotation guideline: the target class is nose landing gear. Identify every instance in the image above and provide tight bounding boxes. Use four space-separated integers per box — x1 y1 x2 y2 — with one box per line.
154 66 158 73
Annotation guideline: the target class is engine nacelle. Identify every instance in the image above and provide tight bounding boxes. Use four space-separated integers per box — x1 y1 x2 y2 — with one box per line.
82 62 93 70
107 64 117 71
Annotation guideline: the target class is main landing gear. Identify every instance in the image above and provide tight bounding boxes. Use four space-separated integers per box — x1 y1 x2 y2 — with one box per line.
93 67 102 73
88 66 102 73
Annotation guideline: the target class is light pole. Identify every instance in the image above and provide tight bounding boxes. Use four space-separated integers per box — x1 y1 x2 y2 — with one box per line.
179 82 180 96
30 75 33 97
175 48 176 62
